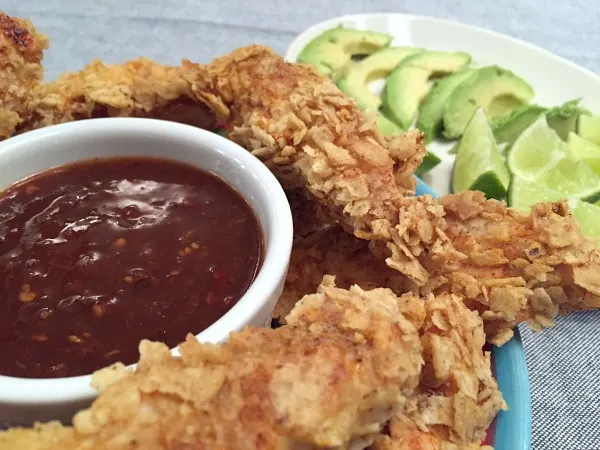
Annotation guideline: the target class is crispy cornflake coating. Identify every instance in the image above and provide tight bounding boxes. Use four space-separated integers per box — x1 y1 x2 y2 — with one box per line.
193 45 426 232
191 46 600 345
19 58 215 131
0 12 48 139
372 415 492 450
0 277 422 450
385 191 600 345
372 293 504 450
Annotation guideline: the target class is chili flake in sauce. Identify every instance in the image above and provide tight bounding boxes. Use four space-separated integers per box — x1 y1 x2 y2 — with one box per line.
0 157 262 378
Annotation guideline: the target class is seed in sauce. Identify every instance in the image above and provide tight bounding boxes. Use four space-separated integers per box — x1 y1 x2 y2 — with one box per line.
0 157 263 378
91 304 105 318
112 237 127 249
19 284 36 303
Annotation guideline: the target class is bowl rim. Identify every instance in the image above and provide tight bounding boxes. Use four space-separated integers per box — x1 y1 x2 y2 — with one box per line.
284 12 600 85
0 118 293 404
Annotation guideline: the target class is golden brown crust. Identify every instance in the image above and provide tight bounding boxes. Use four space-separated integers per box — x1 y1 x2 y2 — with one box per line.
387 191 600 345
0 12 48 139
193 45 425 234
19 58 215 132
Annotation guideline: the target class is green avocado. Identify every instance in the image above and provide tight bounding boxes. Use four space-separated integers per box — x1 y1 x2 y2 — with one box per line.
381 51 471 129
491 104 547 144
442 66 534 139
298 27 393 77
376 113 405 136
416 69 476 142
337 47 424 111
546 98 590 141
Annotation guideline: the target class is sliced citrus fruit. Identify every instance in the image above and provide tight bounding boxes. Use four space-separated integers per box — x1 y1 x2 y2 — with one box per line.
452 108 509 200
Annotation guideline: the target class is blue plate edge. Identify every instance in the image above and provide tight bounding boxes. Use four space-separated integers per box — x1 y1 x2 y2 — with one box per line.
415 177 532 450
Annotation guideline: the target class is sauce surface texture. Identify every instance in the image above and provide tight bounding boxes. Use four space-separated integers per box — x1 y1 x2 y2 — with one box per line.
0 157 262 378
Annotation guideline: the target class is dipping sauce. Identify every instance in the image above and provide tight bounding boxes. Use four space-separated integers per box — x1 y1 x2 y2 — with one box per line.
0 157 262 378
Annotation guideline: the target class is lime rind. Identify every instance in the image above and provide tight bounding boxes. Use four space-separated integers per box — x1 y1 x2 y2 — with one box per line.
452 108 510 199
469 172 509 201
415 151 442 177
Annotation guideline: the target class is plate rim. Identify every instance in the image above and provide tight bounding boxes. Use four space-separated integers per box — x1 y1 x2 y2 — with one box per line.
285 12 600 85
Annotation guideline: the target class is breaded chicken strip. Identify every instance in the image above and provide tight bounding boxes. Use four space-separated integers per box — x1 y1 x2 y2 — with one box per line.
387 191 600 345
0 12 48 139
193 47 600 345
194 45 426 232
370 293 504 450
19 58 215 132
279 190 600 347
275 188 406 319
0 277 423 450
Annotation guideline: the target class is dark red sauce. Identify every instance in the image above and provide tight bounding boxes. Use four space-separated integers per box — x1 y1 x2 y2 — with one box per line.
0 157 262 378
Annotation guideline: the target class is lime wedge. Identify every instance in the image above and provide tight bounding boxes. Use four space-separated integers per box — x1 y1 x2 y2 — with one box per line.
415 151 442 177
572 200 600 244
539 156 600 201
509 177 600 243
452 108 510 200
578 115 600 146
567 132 600 173
509 176 567 212
506 115 565 181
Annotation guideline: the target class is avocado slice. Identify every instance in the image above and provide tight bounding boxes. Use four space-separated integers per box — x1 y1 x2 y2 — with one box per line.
491 104 547 144
376 113 405 136
298 27 393 77
546 98 590 141
417 69 476 142
443 66 534 139
337 47 424 111
381 51 471 130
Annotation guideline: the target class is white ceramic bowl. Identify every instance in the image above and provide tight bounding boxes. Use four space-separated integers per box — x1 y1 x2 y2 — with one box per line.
0 118 293 425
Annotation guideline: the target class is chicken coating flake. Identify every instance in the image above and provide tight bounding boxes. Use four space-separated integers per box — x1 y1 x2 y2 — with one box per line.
0 277 423 450
389 191 600 345
193 45 426 231
0 12 48 139
401 293 505 446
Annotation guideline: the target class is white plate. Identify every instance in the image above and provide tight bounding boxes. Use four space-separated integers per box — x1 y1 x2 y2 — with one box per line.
285 13 600 195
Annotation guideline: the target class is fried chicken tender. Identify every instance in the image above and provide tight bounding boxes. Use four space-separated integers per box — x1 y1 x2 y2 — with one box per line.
371 293 504 450
18 58 215 132
276 188 406 319
385 191 600 345
0 12 48 139
193 45 426 233
191 46 600 346
0 277 423 450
